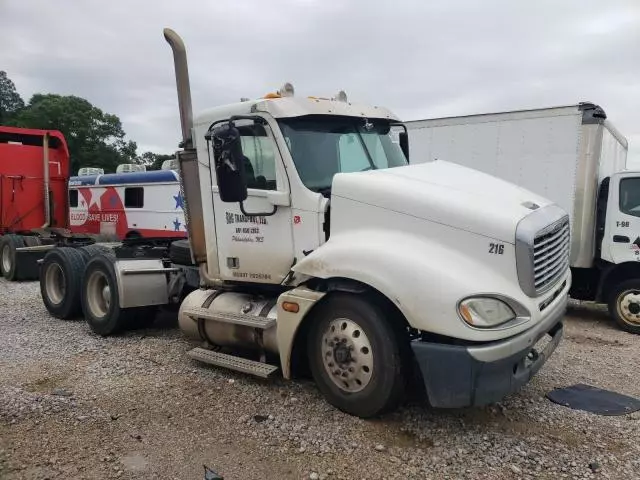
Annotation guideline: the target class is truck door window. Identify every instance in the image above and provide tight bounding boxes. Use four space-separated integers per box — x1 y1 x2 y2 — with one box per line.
237 124 277 190
69 189 78 208
619 178 640 217
124 187 144 208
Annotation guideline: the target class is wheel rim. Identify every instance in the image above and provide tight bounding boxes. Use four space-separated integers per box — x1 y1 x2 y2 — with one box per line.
1 245 11 274
86 270 111 319
617 290 640 326
321 318 374 393
45 263 66 305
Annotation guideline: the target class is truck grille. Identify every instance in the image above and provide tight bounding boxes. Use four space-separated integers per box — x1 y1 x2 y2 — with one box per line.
515 205 570 298
533 218 570 293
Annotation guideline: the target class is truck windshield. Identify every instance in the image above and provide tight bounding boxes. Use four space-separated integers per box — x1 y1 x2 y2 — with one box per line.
278 116 407 193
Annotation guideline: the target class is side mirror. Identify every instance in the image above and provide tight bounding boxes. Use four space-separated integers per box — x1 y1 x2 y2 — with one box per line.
210 122 248 203
399 131 410 163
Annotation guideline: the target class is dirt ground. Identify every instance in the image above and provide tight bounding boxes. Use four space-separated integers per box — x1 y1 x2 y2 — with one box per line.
1 279 640 480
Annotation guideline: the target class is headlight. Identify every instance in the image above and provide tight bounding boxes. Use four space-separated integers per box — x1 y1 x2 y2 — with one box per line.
458 297 516 328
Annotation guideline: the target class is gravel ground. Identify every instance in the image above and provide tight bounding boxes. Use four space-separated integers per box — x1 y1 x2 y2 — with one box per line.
1 278 640 480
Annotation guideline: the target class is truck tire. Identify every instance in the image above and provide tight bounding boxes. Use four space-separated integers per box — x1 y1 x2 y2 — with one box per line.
40 247 86 319
22 236 42 247
81 253 153 336
169 239 194 266
0 235 25 281
608 279 640 334
306 293 407 418
79 244 115 261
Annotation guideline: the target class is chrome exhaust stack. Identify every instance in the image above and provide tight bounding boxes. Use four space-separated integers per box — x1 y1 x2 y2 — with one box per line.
163 28 209 268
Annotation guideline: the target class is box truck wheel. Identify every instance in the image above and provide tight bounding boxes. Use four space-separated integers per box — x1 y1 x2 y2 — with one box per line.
40 247 86 319
0 235 25 281
307 293 406 418
608 279 640 334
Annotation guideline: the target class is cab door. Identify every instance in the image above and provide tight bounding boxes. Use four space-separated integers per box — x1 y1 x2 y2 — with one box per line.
603 172 640 264
212 119 295 284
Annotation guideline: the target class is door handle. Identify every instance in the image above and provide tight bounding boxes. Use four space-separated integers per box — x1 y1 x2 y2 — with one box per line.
613 235 630 243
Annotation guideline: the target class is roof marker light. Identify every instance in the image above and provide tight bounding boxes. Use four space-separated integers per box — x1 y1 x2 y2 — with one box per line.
278 82 295 97
334 90 348 102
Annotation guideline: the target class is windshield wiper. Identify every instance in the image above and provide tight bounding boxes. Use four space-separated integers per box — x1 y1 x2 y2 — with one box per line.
355 122 376 171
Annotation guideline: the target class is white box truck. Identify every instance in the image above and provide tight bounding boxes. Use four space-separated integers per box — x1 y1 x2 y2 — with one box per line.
38 29 571 417
406 103 639 333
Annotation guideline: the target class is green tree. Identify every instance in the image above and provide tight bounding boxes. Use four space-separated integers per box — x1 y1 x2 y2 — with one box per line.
0 71 25 124
10 93 138 174
139 151 175 170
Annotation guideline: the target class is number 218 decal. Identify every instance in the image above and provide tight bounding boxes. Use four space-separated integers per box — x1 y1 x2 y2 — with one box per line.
489 243 505 255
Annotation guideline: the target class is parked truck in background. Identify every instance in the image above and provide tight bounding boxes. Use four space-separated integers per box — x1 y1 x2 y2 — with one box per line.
39 29 571 418
0 126 78 281
406 103 640 333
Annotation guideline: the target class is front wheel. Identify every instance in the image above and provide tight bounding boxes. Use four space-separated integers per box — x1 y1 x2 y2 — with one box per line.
307 293 407 418
608 279 640 334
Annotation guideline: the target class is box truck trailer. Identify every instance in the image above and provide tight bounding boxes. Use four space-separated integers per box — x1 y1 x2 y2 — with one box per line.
406 103 639 333
38 29 570 417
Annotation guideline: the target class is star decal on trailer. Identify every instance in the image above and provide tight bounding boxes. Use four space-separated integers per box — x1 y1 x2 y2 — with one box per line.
88 187 107 209
173 217 182 231
174 192 184 209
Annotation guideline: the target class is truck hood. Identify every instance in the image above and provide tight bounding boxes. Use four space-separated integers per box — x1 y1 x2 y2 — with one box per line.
331 160 553 243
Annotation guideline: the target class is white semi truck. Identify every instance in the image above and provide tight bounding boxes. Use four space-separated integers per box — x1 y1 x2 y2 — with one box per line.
406 104 638 334
38 29 570 418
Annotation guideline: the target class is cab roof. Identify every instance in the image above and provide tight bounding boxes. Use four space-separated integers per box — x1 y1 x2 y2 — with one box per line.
193 96 400 129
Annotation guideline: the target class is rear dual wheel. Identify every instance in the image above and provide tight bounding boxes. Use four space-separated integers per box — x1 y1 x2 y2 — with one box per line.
40 247 86 319
40 245 115 319
81 254 156 336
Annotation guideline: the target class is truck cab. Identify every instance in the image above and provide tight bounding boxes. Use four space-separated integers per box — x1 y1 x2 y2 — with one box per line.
191 94 407 285
40 29 571 418
600 171 640 265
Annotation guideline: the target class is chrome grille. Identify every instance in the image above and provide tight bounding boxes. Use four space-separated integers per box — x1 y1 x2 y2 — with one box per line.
515 205 570 298
533 218 570 293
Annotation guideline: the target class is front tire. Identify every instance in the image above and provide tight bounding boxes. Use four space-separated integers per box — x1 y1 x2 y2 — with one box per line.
608 279 640 334
307 293 407 418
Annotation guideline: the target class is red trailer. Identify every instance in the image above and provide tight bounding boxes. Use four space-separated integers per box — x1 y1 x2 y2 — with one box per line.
0 126 74 280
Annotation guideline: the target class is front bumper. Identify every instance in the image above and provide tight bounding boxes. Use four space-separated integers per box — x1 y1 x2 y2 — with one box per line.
411 294 566 408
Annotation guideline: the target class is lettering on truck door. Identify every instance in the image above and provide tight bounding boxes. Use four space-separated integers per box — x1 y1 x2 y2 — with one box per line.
211 119 294 284
605 174 640 264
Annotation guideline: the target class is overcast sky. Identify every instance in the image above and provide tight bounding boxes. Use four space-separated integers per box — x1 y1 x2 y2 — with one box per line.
2 0 639 165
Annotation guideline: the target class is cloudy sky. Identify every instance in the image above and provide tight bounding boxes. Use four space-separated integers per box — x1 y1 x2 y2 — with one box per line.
2 0 639 165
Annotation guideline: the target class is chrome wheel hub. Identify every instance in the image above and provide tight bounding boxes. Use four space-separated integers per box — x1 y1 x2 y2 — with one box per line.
321 318 373 393
86 270 111 319
45 264 66 305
